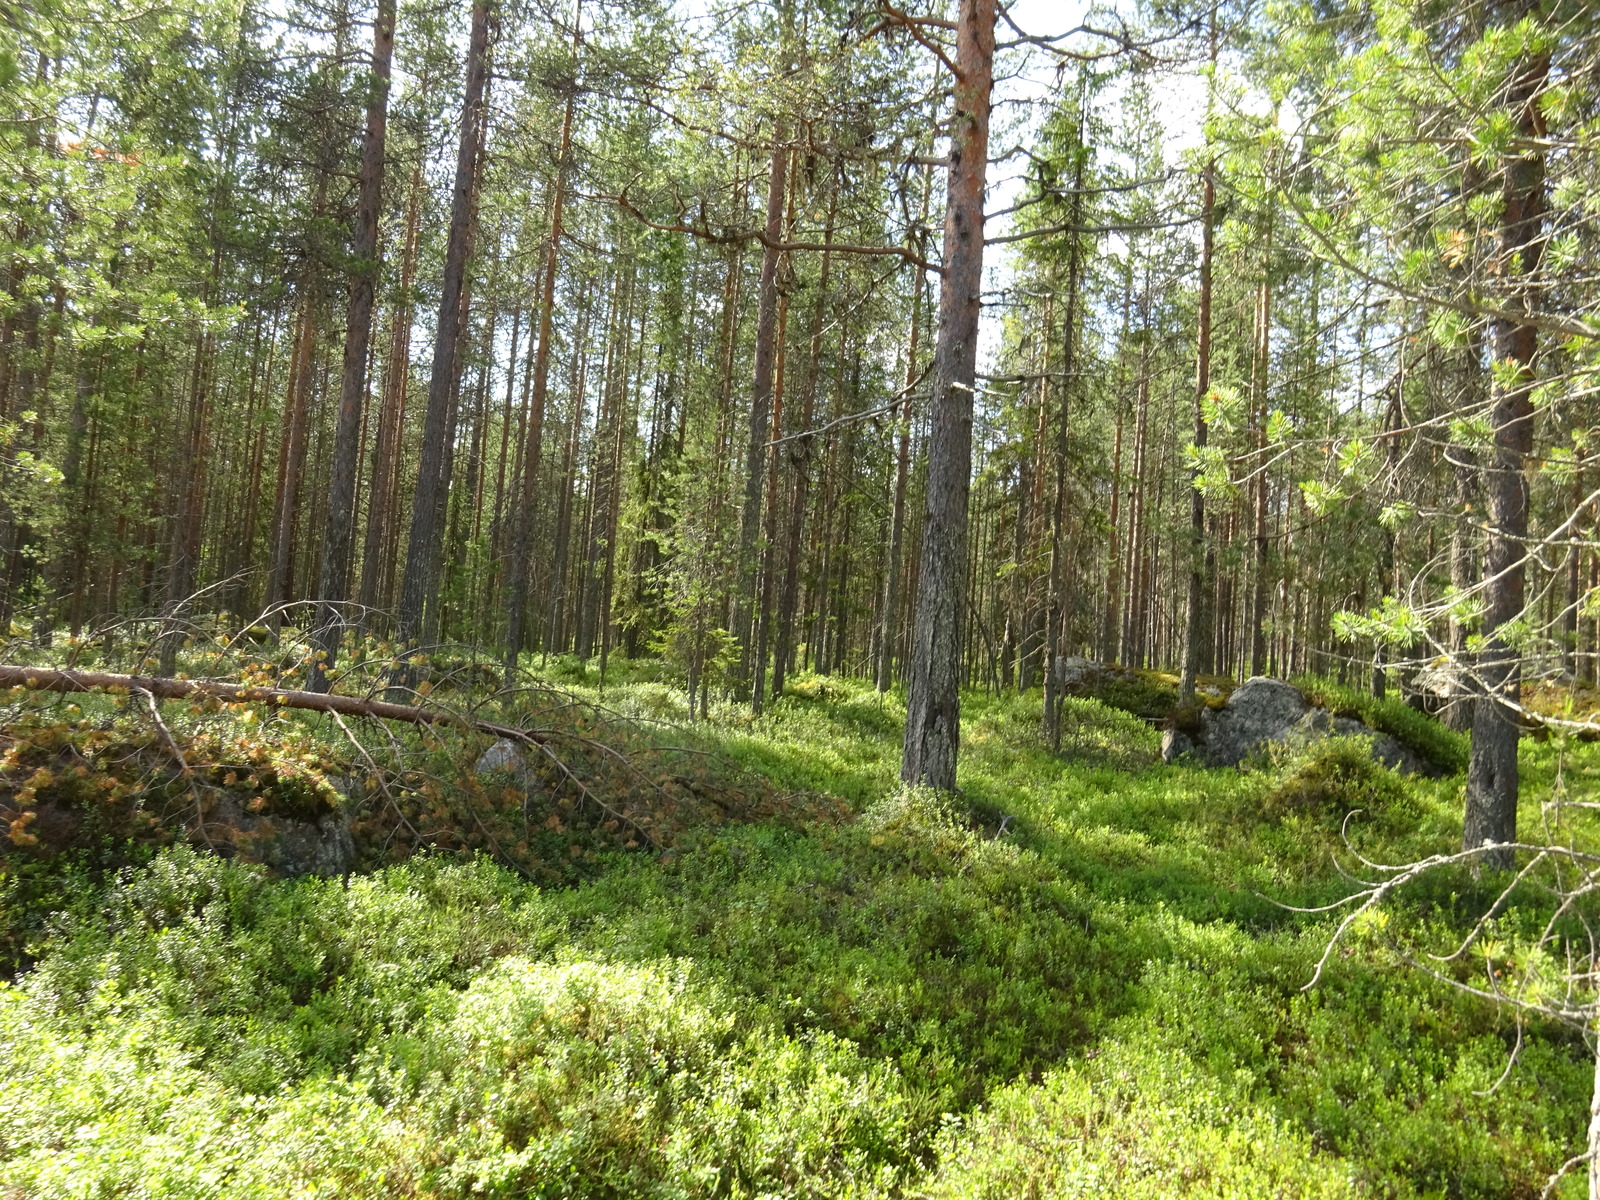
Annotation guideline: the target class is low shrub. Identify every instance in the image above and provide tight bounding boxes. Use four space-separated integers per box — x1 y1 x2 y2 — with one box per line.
919 1040 1360 1199
393 957 914 1196
1093 670 1178 720
1295 674 1468 775
1264 737 1420 832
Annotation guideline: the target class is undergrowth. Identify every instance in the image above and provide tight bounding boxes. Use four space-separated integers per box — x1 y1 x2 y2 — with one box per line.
0 656 1592 1198
1295 673 1470 774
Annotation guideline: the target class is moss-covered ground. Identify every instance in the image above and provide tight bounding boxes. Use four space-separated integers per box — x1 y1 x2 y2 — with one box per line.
0 662 1594 1198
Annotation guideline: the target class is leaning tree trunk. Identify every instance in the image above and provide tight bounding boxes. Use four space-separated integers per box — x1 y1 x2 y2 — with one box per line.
1463 46 1547 870
900 0 995 791
395 0 490 651
311 0 395 690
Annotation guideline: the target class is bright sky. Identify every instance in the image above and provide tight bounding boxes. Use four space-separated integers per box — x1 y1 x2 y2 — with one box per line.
978 0 1207 370
665 0 1213 373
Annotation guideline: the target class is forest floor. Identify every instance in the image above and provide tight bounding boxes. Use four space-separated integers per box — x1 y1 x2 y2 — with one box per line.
0 655 1594 1198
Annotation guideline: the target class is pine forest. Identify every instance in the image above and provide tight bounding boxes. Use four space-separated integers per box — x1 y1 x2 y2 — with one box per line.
5 0 1600 1195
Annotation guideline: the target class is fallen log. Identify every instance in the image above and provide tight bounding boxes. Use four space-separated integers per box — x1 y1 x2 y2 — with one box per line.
0 664 547 744
0 663 674 848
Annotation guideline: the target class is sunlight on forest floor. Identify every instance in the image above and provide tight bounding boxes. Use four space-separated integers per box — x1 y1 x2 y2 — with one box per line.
0 660 1594 1197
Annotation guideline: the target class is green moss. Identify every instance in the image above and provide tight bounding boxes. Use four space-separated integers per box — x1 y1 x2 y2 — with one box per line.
1264 737 1421 833
1295 673 1470 774
0 669 1588 1198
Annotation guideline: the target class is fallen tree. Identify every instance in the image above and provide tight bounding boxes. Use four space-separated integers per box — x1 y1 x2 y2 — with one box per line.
0 663 850 865
0 662 676 854
0 663 550 744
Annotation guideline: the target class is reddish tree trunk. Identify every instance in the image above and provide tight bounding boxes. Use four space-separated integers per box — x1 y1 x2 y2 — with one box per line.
505 78 578 681
312 0 395 688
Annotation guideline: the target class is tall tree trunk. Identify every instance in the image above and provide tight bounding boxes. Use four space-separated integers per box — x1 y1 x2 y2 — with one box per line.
1043 108 1086 748
875 145 937 695
1464 44 1547 869
1123 318 1151 667
732 136 790 699
1249 254 1272 679
876 273 922 692
395 0 490 651
357 153 424 623
901 0 995 791
775 198 838 699
504 18 579 683
751 278 793 713
266 299 318 623
311 0 395 689
1179 3 1217 708
545 306 589 654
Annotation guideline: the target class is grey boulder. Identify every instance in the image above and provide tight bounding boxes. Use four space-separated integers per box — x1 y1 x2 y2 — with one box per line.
1165 675 1437 776
1191 677 1309 768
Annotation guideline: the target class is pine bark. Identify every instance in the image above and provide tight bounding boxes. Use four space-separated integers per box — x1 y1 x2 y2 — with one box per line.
1179 7 1217 707
1463 45 1547 869
1043 119 1086 748
901 0 995 791
774 213 836 699
1249 263 1272 679
732 137 790 699
395 0 490 650
875 273 922 692
311 0 395 688
504 38 579 682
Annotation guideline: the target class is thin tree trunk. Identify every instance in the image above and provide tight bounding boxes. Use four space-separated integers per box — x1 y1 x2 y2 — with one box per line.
876 272 922 692
1250 257 1272 679
776 201 838 698
1043 105 1086 748
751 276 793 712
1179 3 1217 707
357 152 424 623
395 0 490 652
732 136 790 699
311 0 395 688
504 22 579 683
265 300 317 623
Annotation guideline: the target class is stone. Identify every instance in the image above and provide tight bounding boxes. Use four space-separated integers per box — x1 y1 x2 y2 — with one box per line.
1168 675 1441 777
474 737 541 798
1412 660 1469 700
1194 676 1309 767
1160 725 1194 763
208 792 356 878
262 810 356 877
1055 655 1102 691
475 738 528 777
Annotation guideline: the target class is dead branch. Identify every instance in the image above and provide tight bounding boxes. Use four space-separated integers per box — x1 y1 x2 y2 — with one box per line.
0 663 555 746
132 684 216 850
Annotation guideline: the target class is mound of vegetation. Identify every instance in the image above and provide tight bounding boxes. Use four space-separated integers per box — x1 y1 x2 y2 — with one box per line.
1295 675 1469 775
0 655 848 976
1264 737 1422 837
